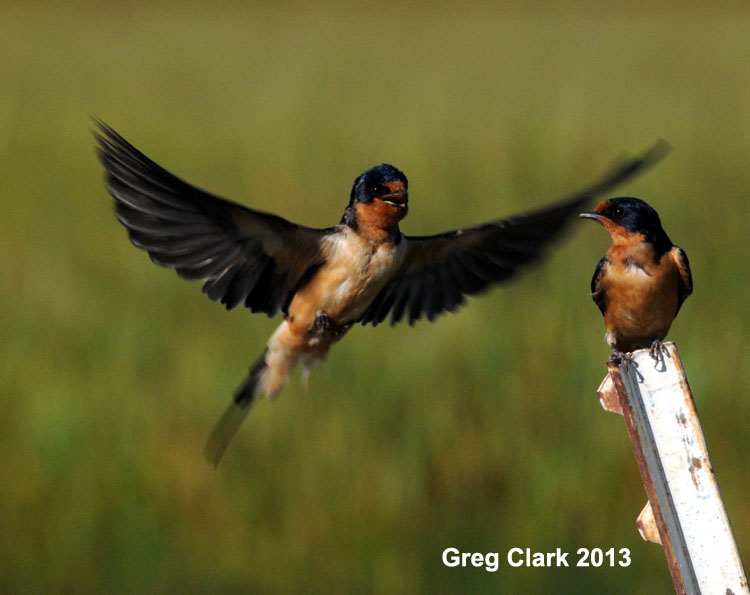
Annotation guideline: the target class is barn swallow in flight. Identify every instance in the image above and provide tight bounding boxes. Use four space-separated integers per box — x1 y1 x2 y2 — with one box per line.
580 197 692 363
95 121 667 466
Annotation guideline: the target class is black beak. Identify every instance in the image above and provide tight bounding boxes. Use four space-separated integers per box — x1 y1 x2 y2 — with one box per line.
579 211 605 221
380 190 409 208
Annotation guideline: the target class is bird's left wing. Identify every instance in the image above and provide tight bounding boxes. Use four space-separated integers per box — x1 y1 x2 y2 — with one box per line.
359 141 669 327
671 246 693 316
95 121 329 317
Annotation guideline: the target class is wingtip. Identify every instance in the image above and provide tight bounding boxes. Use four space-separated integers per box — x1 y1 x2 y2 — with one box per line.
91 118 133 157
563 138 672 207
90 115 111 140
91 117 118 158
621 138 672 175
90 117 105 145
642 138 672 165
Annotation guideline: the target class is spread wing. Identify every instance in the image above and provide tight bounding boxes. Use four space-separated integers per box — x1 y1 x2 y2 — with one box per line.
590 256 608 315
360 141 669 327
671 246 693 316
95 121 329 316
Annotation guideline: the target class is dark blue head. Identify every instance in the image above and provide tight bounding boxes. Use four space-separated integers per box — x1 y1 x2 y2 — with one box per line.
581 197 673 254
349 164 408 205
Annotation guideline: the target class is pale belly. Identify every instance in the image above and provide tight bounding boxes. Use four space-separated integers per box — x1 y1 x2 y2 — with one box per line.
287 231 406 330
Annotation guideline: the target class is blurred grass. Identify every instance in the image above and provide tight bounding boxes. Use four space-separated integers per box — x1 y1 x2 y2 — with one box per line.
1 1 748 592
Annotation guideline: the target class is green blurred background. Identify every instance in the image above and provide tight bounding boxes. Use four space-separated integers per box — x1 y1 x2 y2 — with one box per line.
1 2 748 592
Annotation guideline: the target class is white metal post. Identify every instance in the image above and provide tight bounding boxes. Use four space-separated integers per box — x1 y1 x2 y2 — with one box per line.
597 342 747 594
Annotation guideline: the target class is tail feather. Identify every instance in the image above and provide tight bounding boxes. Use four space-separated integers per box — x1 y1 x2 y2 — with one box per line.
203 321 308 467
203 353 268 468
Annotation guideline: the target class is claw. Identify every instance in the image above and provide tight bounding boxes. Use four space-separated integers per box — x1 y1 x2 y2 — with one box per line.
608 348 632 366
649 339 669 369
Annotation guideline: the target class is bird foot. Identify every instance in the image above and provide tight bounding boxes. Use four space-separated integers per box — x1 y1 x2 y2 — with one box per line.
309 311 353 344
313 310 332 331
608 349 632 367
649 339 667 360
648 339 670 369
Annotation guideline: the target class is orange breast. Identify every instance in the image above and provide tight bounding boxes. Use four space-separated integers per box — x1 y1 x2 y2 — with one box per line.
602 250 681 350
354 200 407 239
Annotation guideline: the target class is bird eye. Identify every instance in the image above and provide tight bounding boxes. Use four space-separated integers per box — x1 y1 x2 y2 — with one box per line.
613 206 624 218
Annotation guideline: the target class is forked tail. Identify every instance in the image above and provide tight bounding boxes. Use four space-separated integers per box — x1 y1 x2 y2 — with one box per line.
203 333 303 467
203 353 270 468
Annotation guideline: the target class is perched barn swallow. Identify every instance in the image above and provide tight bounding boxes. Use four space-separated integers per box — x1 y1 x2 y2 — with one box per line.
580 197 692 363
95 121 666 466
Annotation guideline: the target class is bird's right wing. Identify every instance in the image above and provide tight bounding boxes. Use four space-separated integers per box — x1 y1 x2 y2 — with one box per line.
590 256 608 315
95 121 330 317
